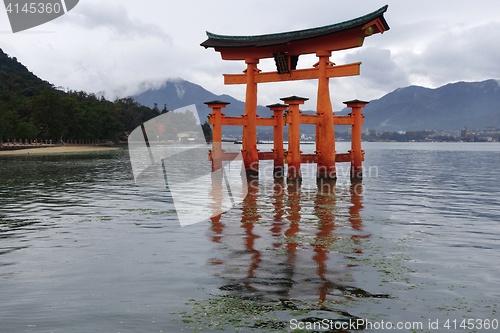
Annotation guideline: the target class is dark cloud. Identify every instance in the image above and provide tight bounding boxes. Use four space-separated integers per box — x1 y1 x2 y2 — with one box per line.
346 47 409 90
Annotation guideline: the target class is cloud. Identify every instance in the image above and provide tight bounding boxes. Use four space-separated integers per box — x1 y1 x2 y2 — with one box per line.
67 1 171 43
346 47 409 90
407 22 500 85
5 0 500 109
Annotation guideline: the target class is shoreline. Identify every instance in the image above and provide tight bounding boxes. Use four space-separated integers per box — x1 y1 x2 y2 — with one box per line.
0 145 120 155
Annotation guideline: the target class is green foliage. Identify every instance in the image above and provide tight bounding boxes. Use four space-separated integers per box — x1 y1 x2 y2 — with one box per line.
0 48 162 143
114 97 159 134
15 121 39 139
202 121 212 142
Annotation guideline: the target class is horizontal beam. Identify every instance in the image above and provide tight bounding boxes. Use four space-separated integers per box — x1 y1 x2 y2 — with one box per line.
301 153 357 163
216 30 366 60
212 151 361 163
258 151 277 160
220 116 247 126
285 114 360 126
213 151 278 161
256 117 276 127
224 62 361 85
299 114 319 125
335 153 352 163
301 154 318 163
333 116 354 125
219 116 281 126
215 114 361 126
219 152 240 161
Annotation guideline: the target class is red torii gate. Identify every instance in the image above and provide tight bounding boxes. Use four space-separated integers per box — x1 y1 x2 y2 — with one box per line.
201 5 390 180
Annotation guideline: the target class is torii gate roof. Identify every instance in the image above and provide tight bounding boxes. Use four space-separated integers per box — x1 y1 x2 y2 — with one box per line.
201 5 389 60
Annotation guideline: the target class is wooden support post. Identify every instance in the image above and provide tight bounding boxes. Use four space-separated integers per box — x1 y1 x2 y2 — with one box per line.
344 100 368 179
281 96 308 181
267 103 288 177
205 100 230 172
316 50 337 180
243 58 260 177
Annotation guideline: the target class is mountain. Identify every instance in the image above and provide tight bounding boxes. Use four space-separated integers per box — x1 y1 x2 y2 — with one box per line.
0 48 52 96
0 48 157 143
354 80 500 131
132 79 273 135
134 78 500 134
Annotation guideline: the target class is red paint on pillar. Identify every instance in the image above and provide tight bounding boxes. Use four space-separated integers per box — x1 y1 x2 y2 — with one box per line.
344 100 368 179
243 59 259 176
267 103 287 177
281 96 308 181
316 51 336 180
205 100 230 172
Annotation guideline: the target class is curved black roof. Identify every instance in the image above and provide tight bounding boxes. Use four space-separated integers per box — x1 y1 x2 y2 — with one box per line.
201 5 389 49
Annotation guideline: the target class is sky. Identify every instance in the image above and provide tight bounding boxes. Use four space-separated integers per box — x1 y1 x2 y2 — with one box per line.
1 0 499 111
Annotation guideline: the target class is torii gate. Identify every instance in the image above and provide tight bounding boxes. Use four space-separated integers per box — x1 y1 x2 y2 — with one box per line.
201 5 390 180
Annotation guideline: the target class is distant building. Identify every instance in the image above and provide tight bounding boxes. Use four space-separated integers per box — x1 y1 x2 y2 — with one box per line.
177 131 199 141
347 127 370 135
461 127 468 139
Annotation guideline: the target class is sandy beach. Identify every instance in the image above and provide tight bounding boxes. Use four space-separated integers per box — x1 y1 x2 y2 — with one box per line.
0 146 120 155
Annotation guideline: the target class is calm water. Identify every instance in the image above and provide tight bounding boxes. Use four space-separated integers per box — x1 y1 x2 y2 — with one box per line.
1 142 499 332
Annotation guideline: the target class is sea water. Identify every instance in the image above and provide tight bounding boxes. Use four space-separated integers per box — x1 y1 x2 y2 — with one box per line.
0 142 499 332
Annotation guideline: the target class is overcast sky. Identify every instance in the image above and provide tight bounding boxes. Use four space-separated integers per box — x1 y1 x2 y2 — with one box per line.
1 0 499 110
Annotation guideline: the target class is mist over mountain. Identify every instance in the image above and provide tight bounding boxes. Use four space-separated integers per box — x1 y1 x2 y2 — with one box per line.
0 48 158 143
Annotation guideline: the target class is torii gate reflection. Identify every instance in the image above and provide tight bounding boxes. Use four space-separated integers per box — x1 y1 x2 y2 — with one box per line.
201 8 392 302
208 175 379 309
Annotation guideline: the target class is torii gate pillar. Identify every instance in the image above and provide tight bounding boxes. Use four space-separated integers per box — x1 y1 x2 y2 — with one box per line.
281 96 308 181
205 100 230 172
267 103 288 178
242 58 260 177
316 50 336 180
344 100 369 179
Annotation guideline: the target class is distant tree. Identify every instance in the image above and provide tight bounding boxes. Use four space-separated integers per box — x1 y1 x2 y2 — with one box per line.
30 89 65 141
202 121 212 142
0 102 18 140
161 104 168 114
0 49 182 144
16 121 39 139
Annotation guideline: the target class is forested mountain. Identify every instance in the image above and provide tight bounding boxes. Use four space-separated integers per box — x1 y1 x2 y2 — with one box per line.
355 80 500 131
0 48 159 143
136 78 500 133
132 79 272 132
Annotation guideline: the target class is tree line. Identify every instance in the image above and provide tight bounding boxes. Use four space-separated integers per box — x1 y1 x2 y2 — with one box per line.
0 49 214 144
0 88 164 143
